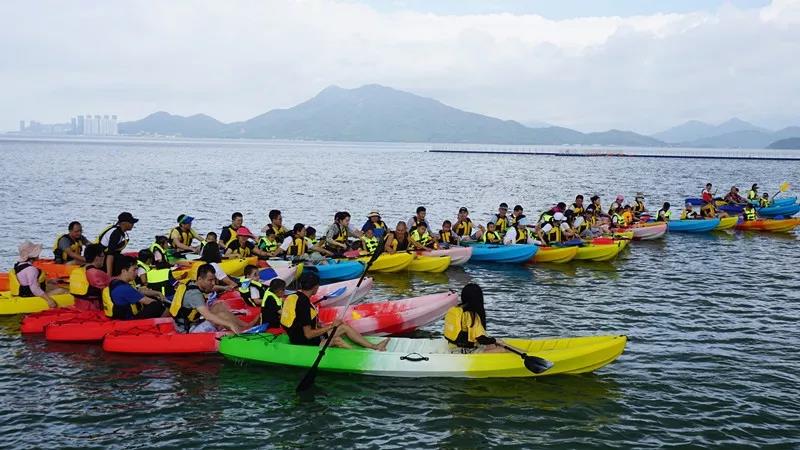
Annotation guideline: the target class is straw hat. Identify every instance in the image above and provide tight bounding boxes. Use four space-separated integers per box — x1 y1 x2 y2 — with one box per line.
18 241 42 262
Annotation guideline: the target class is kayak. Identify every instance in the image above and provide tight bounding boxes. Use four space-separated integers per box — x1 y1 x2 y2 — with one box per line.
102 321 227 354
318 291 458 336
667 218 721 233
0 292 75 315
219 333 628 378
45 317 175 342
531 246 578 264
310 260 364 282
715 216 739 230
468 244 538 264
314 277 374 307
0 274 7 291
174 257 257 280
735 218 800 233
407 255 451 273
758 203 800 218
417 247 473 266
259 265 299 284
31 259 80 279
686 196 796 207
354 253 414 273
21 308 104 334
573 242 623 262
623 222 667 240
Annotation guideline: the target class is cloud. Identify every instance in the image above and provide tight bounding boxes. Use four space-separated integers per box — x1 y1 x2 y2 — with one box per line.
0 0 798 133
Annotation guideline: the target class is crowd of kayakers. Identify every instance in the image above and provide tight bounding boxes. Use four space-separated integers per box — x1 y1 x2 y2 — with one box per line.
5 182 787 354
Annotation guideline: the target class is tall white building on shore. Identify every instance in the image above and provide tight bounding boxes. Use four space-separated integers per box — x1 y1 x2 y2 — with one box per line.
73 114 118 135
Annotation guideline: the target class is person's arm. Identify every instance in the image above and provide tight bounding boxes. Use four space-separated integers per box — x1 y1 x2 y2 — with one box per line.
407 234 426 250
303 323 333 339
383 234 396 254
171 234 195 252
104 254 115 276
137 286 165 301
310 242 333 256
196 304 243 333
347 225 363 239
60 238 86 264
503 228 516 245
324 226 348 249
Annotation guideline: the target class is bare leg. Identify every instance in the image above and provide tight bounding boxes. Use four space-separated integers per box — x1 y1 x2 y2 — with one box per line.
333 324 389 351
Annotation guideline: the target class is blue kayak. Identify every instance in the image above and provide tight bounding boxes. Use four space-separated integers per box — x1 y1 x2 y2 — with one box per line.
468 244 538 263
686 196 796 208
758 203 800 218
303 260 365 282
667 218 721 233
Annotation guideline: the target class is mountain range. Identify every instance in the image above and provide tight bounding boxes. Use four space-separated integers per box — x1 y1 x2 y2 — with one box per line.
119 84 799 148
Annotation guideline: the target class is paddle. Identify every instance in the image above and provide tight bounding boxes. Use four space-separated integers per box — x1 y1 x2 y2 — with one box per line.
497 343 554 374
771 182 790 201
311 286 347 305
296 236 386 393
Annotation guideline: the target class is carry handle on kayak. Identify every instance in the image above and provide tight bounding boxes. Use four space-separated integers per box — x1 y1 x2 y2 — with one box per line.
400 353 429 362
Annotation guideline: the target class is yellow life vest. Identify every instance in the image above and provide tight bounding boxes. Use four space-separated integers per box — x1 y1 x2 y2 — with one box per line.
571 203 585 215
287 237 307 257
747 189 758 200
759 198 769 208
611 213 625 227
701 203 716 217
9 262 47 297
52 234 83 264
481 231 502 243
96 224 128 252
224 225 239 247
439 230 457 245
454 219 473 237
258 236 278 253
633 200 646 213
390 233 409 251
237 277 266 307
168 283 203 329
680 209 693 220
545 224 562 244
514 228 529 244
170 226 198 247
102 279 140 318
494 215 508 234
228 240 252 258
334 224 349 243
410 229 435 248
744 208 757 221
361 235 379 253
261 290 283 308
443 306 487 347
656 210 671 222
149 242 168 264
69 266 90 296
280 293 317 329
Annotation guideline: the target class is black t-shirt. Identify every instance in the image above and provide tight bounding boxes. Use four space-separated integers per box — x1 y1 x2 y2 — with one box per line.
105 227 128 254
284 292 321 346
260 291 282 329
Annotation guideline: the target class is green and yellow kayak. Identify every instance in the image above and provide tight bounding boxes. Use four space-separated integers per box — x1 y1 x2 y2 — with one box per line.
715 216 739 230
220 334 627 378
0 292 75 315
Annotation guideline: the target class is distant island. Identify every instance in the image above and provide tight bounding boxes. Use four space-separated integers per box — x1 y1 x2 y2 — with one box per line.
767 137 800 149
113 84 800 148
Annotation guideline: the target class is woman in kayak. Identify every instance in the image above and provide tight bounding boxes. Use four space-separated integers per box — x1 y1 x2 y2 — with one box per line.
444 283 505 353
280 272 389 351
12 241 67 308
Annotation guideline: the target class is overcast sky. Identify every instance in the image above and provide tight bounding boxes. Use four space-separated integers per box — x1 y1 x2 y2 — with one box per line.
1 0 798 134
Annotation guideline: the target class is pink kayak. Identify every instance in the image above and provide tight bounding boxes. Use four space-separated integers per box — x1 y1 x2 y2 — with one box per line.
416 247 473 266
318 291 458 336
624 223 667 240
314 277 373 307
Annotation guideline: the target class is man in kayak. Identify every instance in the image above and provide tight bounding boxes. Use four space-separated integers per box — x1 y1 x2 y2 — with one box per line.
13 241 67 308
701 183 715 203
171 263 252 333
443 284 505 353
509 205 527 228
106 255 165 320
408 206 430 232
489 203 510 235
701 200 728 218
262 210 289 242
760 193 771 208
608 195 624 216
724 186 746 204
70 243 111 303
680 203 700 220
536 212 568 244
655 202 672 222
361 211 388 240
324 211 362 255
453 207 483 241
219 212 243 250
169 214 203 254
747 184 759 205
481 222 503 244
280 272 389 350
53 221 90 264
225 226 270 259
743 203 759 221
385 221 423 253
569 195 585 216
97 212 137 276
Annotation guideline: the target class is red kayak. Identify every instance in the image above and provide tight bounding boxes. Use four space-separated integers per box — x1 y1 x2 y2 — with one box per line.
103 321 284 354
20 299 101 334
45 317 175 342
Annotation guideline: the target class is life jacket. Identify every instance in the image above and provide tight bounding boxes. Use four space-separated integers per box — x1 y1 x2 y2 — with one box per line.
361 235 379 253
611 213 625 228
575 217 591 234
149 242 169 266
510 214 526 227
656 209 671 222
169 283 203 331
744 208 757 221
10 262 46 297
633 200 646 213
258 236 279 253
514 228 529 244
538 211 554 225
97 224 128 252
142 265 174 297
454 219 473 237
494 215 508 234
701 203 716 218
77 265 104 298
334 223 349 243
759 198 769 208
286 236 307 257
269 224 289 241
371 221 387 232
237 277 267 307
443 306 487 348
391 233 409 251
170 226 197 247
280 292 317 329
545 224 562 244
223 225 239 247
227 239 252 258
571 203 584 215
103 279 140 319
439 230 458 245
747 189 758 201
52 234 83 264
680 209 694 220
481 231 502 244
410 229 436 249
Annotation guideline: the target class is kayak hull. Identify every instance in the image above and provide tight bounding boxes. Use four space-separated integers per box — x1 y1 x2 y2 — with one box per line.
314 277 374 307
531 246 578 264
626 223 667 240
758 203 800 218
573 243 622 262
0 292 75 315
220 334 628 378
468 244 538 263
715 216 739 230
45 317 175 342
735 218 800 233
354 253 414 273
667 218 721 233
418 247 473 266
407 255 451 273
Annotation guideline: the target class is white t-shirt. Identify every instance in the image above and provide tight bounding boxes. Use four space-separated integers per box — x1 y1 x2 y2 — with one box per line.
280 236 293 251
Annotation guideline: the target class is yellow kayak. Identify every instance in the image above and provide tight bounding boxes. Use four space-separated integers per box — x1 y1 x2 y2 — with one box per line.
532 246 578 263
356 253 414 273
407 255 451 273
0 292 75 315
175 256 257 280
715 216 739 230
574 243 622 262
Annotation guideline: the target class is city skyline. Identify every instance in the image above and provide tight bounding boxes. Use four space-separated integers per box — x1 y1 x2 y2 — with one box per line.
17 114 118 136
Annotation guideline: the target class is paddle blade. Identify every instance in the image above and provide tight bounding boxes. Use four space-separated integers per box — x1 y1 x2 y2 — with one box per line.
327 286 347 298
524 355 554 374
780 182 790 193
296 367 318 392
243 324 268 334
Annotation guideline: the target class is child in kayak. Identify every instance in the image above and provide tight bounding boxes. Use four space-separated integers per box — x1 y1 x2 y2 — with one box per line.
443 283 505 353
280 272 389 351
760 193 771 208
655 202 672 222
481 222 503 244
438 220 460 248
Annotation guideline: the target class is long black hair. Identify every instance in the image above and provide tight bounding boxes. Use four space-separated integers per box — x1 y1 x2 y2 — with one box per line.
461 283 487 328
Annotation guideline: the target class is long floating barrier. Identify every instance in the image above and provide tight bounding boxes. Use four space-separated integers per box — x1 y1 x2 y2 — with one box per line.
429 148 800 161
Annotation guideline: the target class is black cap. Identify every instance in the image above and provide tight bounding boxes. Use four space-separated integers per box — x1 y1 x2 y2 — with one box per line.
513 205 523 212
118 212 138 224
458 207 469 213
499 203 508 209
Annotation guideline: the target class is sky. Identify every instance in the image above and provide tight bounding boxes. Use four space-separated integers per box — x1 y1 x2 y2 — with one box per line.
1 0 798 134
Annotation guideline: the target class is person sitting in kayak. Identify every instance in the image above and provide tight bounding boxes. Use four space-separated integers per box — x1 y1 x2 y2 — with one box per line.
361 211 388 240
149 235 171 269
608 195 624 216
655 202 672 222
257 228 281 258
724 186 746 204
226 226 269 259
536 212 569 244
622 205 634 225
743 203 759 221
681 204 700 220
560 211 580 240
219 212 243 250
747 184 760 205
280 272 389 350
169 214 202 254
589 195 603 217
324 211 362 255
632 193 647 218
572 211 592 237
503 218 533 245
280 223 311 260
199 242 238 291
453 207 474 240
360 224 380 255
408 206 430 232
385 221 423 253
569 195 585 216
106 255 165 320
170 263 253 333
438 220 460 248
759 193 771 208
53 221 90 264
481 222 503 244
304 227 334 259
489 203 510 235
509 205 527 228
70 243 111 303
97 212 137 276
12 241 67 308
700 200 728 218
262 209 289 242
444 283 505 353
237 264 268 307
410 222 437 249
135 249 177 300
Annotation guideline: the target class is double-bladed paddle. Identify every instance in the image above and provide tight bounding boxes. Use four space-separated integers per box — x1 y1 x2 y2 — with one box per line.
497 343 554 374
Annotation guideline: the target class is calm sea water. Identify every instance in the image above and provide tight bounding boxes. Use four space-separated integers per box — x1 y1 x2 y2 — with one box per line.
1 138 798 448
